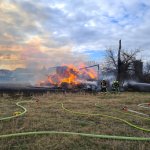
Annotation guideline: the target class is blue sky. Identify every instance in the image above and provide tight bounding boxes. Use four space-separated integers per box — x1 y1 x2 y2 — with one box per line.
83 50 106 61
0 0 150 69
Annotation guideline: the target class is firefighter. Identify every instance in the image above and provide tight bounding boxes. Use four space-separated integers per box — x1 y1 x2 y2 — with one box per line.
101 80 107 92
112 80 120 92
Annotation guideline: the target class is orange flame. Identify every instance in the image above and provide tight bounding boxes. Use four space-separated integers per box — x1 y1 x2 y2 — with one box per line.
39 64 97 86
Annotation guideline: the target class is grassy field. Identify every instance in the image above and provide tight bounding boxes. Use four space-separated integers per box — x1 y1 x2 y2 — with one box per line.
0 92 150 150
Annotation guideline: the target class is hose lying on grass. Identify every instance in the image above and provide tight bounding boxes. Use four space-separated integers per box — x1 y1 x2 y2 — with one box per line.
95 103 150 120
138 103 150 109
0 100 150 141
62 103 150 132
127 109 149 117
0 101 31 121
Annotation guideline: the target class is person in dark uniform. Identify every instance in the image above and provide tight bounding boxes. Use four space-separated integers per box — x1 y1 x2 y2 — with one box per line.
112 80 120 93
101 80 107 92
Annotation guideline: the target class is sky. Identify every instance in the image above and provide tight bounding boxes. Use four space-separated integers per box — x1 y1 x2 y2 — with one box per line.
0 0 150 70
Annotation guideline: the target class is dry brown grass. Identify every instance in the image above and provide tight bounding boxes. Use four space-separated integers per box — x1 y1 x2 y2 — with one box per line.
0 92 150 150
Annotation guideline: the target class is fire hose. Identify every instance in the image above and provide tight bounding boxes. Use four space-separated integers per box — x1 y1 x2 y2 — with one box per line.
95 104 150 120
138 103 150 109
0 101 150 141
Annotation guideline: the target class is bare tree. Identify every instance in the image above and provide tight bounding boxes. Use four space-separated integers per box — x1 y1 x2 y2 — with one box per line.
106 40 141 83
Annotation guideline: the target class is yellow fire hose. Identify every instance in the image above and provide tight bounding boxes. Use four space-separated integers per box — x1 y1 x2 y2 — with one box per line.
0 101 150 141
95 103 150 121
62 103 150 132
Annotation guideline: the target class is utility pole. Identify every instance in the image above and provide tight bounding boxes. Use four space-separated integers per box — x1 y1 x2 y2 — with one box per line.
117 39 121 82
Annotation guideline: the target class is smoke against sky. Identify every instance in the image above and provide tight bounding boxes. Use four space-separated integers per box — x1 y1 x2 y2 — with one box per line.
0 0 150 70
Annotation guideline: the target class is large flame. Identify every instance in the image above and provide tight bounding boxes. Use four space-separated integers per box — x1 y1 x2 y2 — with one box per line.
39 64 97 86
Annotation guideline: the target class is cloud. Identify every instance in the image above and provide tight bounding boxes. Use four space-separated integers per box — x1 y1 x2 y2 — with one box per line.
0 0 150 70
43 0 150 54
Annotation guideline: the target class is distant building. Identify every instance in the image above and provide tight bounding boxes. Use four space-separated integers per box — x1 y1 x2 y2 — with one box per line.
132 60 143 81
